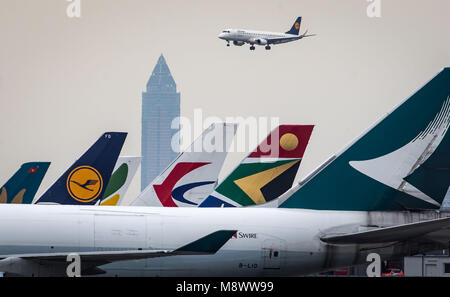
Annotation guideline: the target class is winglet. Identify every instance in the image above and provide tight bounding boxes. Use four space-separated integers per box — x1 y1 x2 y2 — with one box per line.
175 230 237 254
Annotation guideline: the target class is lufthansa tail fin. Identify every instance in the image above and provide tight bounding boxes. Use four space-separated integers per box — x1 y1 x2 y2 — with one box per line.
0 162 50 204
280 68 450 211
131 123 237 207
35 132 127 205
285 17 302 35
199 125 314 207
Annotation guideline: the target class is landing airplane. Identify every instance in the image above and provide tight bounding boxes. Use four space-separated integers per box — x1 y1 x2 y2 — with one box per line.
0 68 448 276
218 17 315 51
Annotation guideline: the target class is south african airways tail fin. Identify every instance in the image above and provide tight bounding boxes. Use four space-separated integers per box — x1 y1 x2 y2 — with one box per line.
35 132 127 205
199 125 314 207
0 162 50 204
131 123 237 207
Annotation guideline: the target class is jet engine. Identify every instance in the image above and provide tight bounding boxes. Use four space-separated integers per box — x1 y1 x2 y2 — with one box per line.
255 38 268 45
233 40 245 46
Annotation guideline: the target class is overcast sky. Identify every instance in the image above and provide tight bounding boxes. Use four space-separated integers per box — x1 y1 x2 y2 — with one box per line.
0 0 449 204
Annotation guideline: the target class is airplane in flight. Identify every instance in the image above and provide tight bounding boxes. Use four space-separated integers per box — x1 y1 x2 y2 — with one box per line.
0 68 448 276
218 16 315 51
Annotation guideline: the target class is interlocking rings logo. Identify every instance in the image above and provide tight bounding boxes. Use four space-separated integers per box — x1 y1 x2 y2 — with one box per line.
66 166 103 203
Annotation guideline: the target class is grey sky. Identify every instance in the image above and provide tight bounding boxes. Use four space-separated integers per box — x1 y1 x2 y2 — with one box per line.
0 0 449 204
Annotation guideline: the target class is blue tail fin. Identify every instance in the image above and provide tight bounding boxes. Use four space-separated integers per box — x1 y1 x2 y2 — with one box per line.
280 68 450 211
35 132 127 205
285 17 302 35
0 162 50 204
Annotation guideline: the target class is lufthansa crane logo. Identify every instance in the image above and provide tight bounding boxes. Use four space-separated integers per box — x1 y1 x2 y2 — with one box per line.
66 166 103 203
294 22 300 30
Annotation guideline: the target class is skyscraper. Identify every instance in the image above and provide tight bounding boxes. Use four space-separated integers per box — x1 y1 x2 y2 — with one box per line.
141 54 180 190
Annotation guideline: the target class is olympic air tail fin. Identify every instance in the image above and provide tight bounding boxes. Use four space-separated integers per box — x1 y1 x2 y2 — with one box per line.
199 125 314 207
100 156 141 206
35 132 127 205
280 67 450 211
131 123 237 207
0 162 50 204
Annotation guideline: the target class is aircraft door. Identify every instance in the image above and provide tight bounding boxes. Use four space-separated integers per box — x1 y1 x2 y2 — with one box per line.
261 239 287 271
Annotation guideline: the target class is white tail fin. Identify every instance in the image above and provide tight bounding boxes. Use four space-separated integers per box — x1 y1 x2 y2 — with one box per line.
131 123 237 207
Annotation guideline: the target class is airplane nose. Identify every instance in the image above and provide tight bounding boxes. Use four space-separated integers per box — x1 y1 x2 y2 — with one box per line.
218 33 225 39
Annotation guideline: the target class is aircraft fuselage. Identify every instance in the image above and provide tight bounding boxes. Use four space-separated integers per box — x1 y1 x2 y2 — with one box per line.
0 204 447 276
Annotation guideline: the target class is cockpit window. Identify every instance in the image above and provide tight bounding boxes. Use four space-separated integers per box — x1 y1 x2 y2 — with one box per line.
222 30 230 33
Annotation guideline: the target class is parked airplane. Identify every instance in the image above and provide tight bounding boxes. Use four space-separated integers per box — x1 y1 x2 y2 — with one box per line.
218 17 315 51
0 68 448 277
0 162 50 204
199 125 314 207
34 132 127 205
131 123 237 207
99 156 141 206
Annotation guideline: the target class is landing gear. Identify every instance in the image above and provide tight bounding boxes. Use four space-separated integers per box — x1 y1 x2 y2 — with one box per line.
226 41 230 47
265 45 271 50
250 45 255 51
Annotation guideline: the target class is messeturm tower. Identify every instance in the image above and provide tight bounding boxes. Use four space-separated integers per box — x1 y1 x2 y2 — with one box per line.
141 54 180 190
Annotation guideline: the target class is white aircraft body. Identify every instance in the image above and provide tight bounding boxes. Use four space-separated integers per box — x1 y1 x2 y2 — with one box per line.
218 17 315 50
0 205 448 276
0 68 449 277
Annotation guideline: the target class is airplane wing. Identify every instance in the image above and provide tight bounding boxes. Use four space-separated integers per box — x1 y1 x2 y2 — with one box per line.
320 217 450 244
0 230 236 275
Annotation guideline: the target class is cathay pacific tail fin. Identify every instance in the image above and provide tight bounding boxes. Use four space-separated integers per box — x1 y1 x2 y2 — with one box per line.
280 68 450 211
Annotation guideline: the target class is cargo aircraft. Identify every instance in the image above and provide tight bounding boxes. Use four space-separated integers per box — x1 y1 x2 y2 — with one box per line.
0 68 449 276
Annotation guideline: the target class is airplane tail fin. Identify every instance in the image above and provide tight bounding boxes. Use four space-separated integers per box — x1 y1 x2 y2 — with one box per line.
199 125 314 207
100 156 141 206
285 17 302 35
279 68 450 211
35 132 127 205
0 162 50 204
131 123 237 207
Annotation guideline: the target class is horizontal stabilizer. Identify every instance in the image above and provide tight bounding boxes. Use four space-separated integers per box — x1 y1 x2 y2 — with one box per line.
321 217 450 244
175 230 237 254
0 230 236 271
